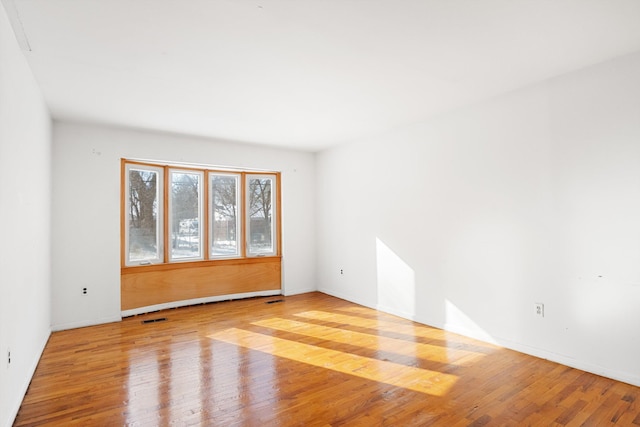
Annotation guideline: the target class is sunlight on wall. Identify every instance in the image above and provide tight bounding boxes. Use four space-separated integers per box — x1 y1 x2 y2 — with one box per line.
376 238 416 318
444 300 497 345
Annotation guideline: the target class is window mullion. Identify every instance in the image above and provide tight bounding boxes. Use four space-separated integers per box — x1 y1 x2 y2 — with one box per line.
163 165 169 264
240 173 247 258
203 171 210 260
120 160 126 267
276 172 281 256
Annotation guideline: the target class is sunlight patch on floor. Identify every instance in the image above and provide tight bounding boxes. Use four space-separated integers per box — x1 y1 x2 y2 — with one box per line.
295 310 454 342
253 317 485 366
208 328 457 396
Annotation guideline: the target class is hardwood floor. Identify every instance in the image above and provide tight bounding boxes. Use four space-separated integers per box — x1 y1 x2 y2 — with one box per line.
15 292 640 426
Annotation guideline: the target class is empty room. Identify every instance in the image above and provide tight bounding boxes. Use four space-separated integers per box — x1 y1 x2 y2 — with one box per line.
1 0 640 425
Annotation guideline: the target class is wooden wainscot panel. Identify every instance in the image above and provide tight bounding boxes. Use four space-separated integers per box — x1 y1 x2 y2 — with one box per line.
121 257 281 311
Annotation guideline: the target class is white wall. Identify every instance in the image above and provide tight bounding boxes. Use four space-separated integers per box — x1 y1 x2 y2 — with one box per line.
51 122 316 330
0 4 52 427
317 51 640 386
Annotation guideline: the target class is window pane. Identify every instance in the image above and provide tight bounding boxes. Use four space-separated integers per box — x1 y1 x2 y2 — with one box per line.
128 168 161 263
247 176 275 255
170 171 202 260
211 175 239 257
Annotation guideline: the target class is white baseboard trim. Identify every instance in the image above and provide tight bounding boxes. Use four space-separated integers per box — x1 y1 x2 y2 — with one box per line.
493 335 640 388
317 287 377 310
437 320 640 388
283 287 317 297
121 289 282 317
7 330 50 427
51 315 123 332
318 290 640 389
375 304 422 323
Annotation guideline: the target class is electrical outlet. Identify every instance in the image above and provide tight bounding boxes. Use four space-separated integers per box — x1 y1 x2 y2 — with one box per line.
340 269 344 275
534 303 544 317
7 349 11 367
82 287 87 295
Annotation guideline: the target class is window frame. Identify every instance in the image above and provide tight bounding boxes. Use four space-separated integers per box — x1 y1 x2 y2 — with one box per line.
168 168 205 262
209 172 242 259
245 173 278 258
124 162 165 266
121 159 281 269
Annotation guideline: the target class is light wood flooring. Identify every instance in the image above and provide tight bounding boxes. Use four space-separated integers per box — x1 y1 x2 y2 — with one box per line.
14 292 640 426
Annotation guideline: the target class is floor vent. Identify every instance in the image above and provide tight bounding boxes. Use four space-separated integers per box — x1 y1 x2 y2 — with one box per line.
265 299 284 305
141 317 167 324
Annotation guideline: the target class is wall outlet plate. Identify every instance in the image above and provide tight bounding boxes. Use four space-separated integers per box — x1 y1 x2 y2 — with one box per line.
534 302 544 317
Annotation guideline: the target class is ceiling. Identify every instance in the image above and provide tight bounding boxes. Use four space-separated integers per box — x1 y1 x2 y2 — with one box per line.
5 0 640 151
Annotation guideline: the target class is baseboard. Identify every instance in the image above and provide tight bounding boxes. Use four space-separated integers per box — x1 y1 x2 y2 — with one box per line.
51 315 123 332
317 287 377 310
121 289 282 317
438 320 640 388
318 290 640 389
283 287 317 297
6 330 50 427
376 304 421 323
495 337 640 388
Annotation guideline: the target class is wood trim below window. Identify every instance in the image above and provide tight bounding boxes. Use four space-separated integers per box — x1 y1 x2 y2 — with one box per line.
121 257 282 311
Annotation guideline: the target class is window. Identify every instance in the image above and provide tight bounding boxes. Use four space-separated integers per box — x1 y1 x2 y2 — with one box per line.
169 169 203 261
210 173 240 258
125 164 164 265
122 161 280 266
247 175 277 256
